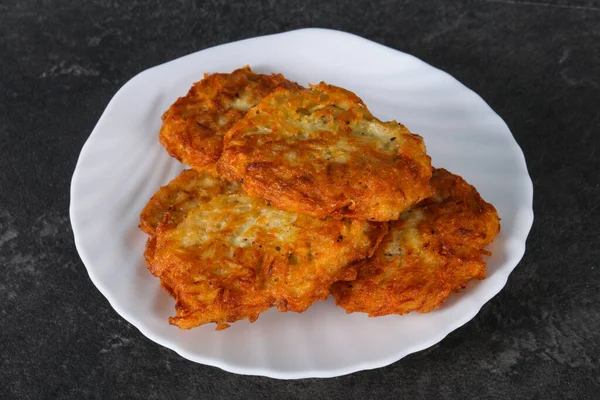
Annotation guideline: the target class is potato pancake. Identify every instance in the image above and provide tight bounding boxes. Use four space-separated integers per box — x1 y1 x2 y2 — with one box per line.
217 83 433 221
330 168 500 316
159 66 300 171
140 169 387 329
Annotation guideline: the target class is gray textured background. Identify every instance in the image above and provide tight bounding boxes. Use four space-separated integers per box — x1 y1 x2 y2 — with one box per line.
1 0 599 398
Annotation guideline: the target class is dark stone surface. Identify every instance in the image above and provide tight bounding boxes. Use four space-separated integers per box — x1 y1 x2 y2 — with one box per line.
1 0 599 398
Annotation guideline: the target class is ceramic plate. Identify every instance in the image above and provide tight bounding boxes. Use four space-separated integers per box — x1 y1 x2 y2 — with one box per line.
70 28 533 379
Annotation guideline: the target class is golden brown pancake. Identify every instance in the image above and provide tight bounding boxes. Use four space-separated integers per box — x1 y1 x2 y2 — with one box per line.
140 169 387 329
217 83 432 221
330 168 500 316
159 66 300 171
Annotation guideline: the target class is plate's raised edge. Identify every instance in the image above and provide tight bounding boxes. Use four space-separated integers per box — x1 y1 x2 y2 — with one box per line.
69 27 535 379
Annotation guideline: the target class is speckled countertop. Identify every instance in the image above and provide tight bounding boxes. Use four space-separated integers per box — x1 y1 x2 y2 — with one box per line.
1 0 599 398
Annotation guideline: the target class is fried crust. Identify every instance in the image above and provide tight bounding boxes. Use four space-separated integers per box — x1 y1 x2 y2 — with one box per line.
141 169 387 330
330 168 500 316
139 169 237 236
159 66 300 171
217 83 433 221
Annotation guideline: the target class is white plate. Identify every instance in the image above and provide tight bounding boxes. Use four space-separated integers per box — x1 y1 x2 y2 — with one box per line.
70 28 533 379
